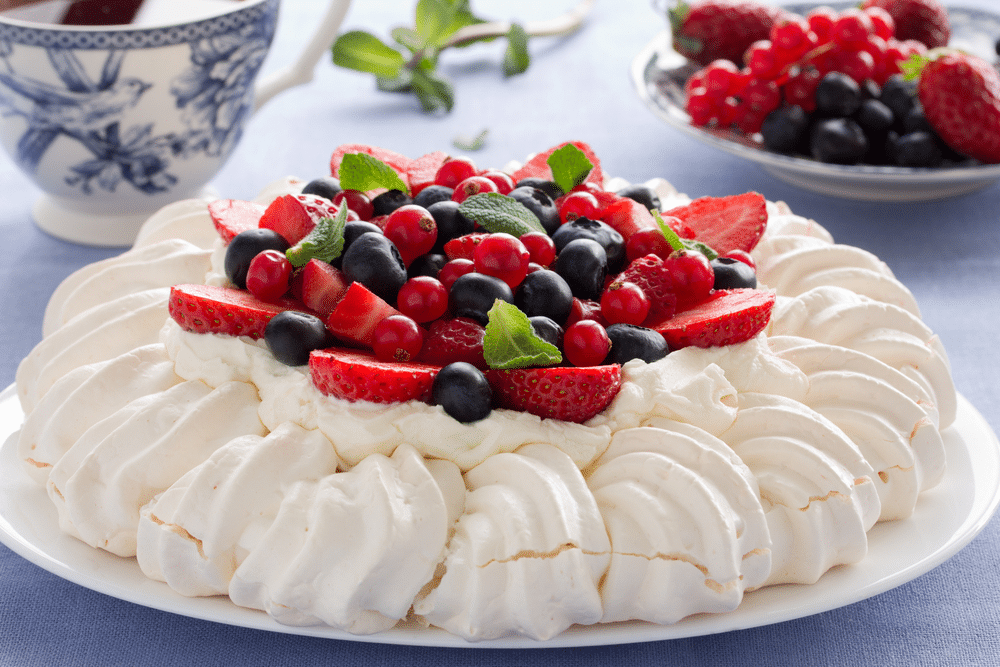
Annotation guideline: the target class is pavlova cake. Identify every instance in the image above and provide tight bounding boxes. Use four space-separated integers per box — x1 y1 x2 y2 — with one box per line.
14 141 955 641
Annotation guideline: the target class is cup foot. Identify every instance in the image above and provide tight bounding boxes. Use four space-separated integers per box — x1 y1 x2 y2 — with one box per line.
32 190 218 247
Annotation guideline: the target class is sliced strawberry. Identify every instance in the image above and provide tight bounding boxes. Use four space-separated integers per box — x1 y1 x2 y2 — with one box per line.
614 254 679 322
168 284 296 340
290 259 349 318
330 143 413 181
208 199 265 244
651 288 776 349
510 141 604 189
405 150 449 195
310 348 440 404
443 232 489 261
485 365 622 424
418 317 487 369
259 194 340 246
599 195 659 241
663 192 768 255
325 281 401 347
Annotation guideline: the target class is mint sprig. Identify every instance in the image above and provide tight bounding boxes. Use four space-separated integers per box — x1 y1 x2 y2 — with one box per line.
286 205 348 267
653 210 718 260
546 143 593 194
458 192 546 235
483 300 562 369
338 153 410 193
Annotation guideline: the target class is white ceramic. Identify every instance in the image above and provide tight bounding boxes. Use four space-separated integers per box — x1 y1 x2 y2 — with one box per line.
0 0 353 246
632 4 1000 202
0 384 997 648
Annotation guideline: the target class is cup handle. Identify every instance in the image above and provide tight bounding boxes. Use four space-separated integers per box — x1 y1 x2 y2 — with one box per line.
253 0 354 111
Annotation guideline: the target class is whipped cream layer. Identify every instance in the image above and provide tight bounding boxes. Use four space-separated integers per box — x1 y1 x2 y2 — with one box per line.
12 176 958 641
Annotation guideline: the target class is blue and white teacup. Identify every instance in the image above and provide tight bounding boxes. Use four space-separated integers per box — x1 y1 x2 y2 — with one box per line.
0 0 352 246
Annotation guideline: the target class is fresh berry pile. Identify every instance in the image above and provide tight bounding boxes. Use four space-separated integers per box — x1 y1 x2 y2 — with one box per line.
170 142 775 425
674 0 1000 166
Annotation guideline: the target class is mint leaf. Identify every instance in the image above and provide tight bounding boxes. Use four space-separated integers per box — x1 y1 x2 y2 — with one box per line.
503 23 530 77
653 210 685 253
682 238 718 260
338 153 410 193
410 66 455 112
415 0 456 46
484 300 562 369
286 206 348 267
332 31 405 79
391 26 424 51
458 192 546 235
453 128 488 151
546 144 593 194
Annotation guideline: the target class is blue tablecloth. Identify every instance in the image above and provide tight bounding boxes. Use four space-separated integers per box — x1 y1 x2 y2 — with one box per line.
1 0 998 664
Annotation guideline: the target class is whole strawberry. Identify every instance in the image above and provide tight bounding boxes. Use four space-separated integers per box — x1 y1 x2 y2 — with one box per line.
669 0 789 66
916 50 1000 164
860 0 950 48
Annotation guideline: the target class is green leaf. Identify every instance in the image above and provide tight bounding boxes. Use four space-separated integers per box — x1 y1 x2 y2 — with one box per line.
653 210 685 253
416 0 458 46
453 128 489 151
286 206 348 267
546 143 593 194
681 238 718 260
503 23 530 77
458 192 546 235
377 72 413 93
410 67 455 112
391 26 424 52
338 153 410 193
332 31 405 79
483 300 562 369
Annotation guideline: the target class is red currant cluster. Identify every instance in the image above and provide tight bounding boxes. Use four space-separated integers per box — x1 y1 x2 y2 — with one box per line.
685 5 927 133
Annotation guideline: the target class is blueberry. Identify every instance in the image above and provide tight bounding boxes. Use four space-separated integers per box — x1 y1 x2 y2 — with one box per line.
508 186 560 235
605 324 669 365
529 316 564 349
761 105 810 154
879 75 917 123
615 184 661 211
711 257 757 289
333 220 383 268
893 132 944 167
225 228 290 289
815 72 862 117
340 232 407 302
449 273 514 325
264 311 333 366
810 118 868 164
860 78 881 100
428 200 475 253
513 269 574 324
301 176 341 201
514 177 564 201
413 184 454 209
551 218 626 274
432 362 492 423
408 252 448 279
553 238 608 301
371 189 412 217
854 98 894 135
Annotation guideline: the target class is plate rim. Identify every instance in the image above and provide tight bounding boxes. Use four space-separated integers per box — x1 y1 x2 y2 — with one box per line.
0 384 998 648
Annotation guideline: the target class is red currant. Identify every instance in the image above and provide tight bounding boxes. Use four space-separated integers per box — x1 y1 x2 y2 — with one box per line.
245 249 293 304
784 66 822 112
451 175 499 203
383 204 437 266
472 233 530 289
664 249 714 311
721 249 756 270
833 9 874 46
558 191 601 224
807 6 838 43
626 227 673 262
702 59 742 99
519 231 557 267
600 281 650 326
745 40 781 80
478 170 515 195
863 6 895 41
434 157 477 189
831 49 875 84
770 18 810 54
397 276 449 323
563 320 611 367
372 314 424 362
333 189 374 221
439 258 475 291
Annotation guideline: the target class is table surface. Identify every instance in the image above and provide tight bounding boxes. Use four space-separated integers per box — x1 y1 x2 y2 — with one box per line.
2 0 999 664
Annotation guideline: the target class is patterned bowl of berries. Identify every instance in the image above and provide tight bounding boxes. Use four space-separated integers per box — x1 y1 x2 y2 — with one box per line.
634 1 1000 201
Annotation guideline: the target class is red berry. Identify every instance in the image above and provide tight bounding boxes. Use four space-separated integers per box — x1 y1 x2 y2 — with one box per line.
702 59 742 99
245 249 293 304
519 231 557 267
721 249 756 270
807 6 838 43
479 170 515 195
372 314 425 362
563 320 611 367
863 6 895 40
472 233 530 289
600 281 650 326
745 40 780 80
397 276 449 323
784 67 822 111
451 175 498 203
439 258 475 291
434 157 477 188
626 227 673 262
333 189 374 221
664 249 715 311
558 191 601 224
833 9 875 46
383 204 437 266
770 17 810 54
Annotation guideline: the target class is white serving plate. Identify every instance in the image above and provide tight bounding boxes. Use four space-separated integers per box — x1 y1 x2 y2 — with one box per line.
631 5 1000 201
1 383 998 647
